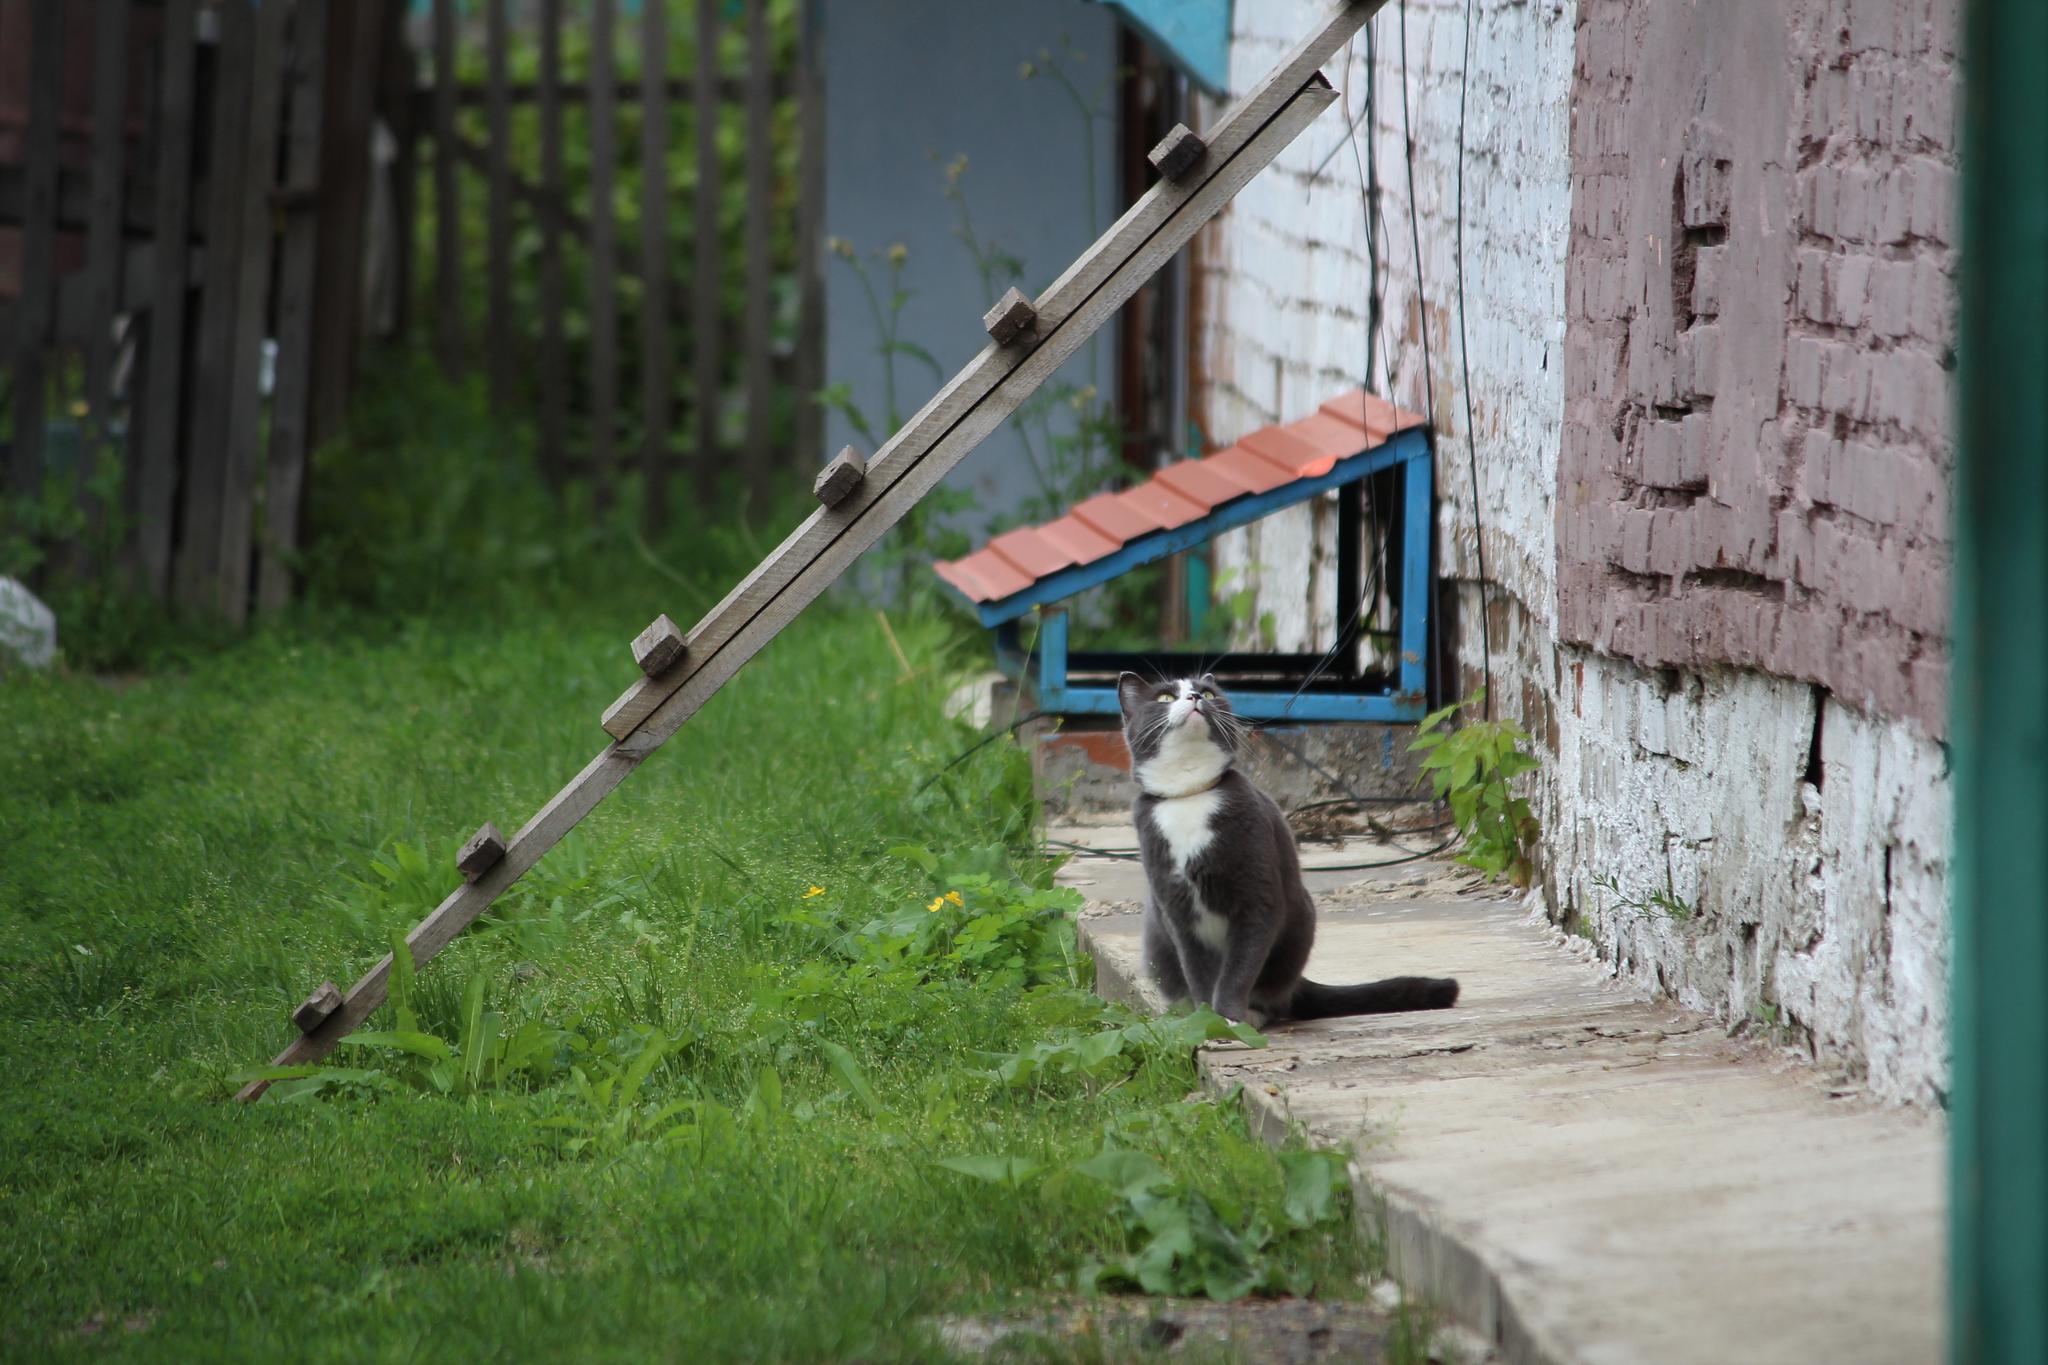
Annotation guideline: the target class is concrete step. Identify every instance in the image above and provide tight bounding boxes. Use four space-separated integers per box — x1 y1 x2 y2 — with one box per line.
1064 831 1944 1365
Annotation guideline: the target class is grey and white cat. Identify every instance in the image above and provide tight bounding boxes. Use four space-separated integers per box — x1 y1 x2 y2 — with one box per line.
1118 671 1460 1026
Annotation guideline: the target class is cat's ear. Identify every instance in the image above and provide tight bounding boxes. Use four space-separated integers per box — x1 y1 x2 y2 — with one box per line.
1116 671 1148 714
1198 672 1221 693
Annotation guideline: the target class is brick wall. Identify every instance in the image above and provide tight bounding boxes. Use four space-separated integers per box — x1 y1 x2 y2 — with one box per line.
1196 0 1574 741
1557 0 1957 735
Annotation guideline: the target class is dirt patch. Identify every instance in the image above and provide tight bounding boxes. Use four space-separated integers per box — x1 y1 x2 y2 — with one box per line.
932 1294 1419 1362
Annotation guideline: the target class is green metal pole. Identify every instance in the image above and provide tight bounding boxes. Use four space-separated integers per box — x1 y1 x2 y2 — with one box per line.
1951 0 2048 1359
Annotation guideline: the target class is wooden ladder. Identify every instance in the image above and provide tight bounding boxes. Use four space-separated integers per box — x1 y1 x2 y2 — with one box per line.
239 0 1384 1102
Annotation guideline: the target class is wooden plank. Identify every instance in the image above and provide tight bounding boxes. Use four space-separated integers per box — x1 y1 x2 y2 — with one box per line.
617 81 1343 751
594 1 1380 732
588 0 619 510
432 0 461 375
293 981 342 1032
812 445 865 509
0 162 155 237
8 0 62 501
632 614 687 675
983 287 1037 345
640 0 672 532
536 0 567 483
216 0 291 625
236 8 1368 1100
791 0 824 472
258 0 330 614
484 0 512 407
82 0 131 487
456 822 507 879
741 0 774 483
134 0 196 599
1149 123 1208 182
173 0 252 609
691 0 723 482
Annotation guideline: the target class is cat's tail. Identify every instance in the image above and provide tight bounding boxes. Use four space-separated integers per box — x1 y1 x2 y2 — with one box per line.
1287 976 1460 1019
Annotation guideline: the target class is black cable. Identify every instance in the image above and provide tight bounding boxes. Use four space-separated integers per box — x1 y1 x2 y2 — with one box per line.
1453 0 1494 718
1046 834 1459 874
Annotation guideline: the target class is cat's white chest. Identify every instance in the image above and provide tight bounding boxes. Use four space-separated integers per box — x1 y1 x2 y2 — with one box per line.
1151 787 1222 873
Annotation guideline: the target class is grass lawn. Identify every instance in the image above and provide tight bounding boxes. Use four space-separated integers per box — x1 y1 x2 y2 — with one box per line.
0 379 1386 1361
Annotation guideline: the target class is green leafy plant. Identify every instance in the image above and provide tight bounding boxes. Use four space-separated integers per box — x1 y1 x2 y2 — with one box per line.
936 1138 1353 1301
991 1006 1264 1092
1410 690 1541 886
1589 869 1695 923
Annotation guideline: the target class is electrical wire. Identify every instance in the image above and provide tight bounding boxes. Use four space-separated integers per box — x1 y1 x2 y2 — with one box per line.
1452 0 1494 718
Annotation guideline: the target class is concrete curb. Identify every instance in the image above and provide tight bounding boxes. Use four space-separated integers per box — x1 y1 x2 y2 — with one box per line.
1080 917 1568 1365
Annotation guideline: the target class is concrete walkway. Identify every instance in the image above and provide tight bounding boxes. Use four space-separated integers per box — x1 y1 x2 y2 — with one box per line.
1060 823 1945 1365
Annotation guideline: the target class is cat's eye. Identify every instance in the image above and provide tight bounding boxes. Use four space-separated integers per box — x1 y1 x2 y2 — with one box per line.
1200 689 1215 700
1155 692 1173 703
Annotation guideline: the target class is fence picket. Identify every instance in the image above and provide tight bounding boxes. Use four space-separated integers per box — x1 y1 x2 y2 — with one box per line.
259 0 331 613
216 0 291 624
588 0 619 509
82 0 131 520
174 0 252 608
9 0 63 502
640 0 672 531
537 0 567 483
692 0 723 481
135 0 198 597
432 0 461 375
485 0 512 407
742 0 774 485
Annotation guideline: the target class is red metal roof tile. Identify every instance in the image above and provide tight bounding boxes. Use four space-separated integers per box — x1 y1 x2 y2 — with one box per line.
987 527 1074 578
1242 426 1333 478
1036 513 1120 564
1115 481 1208 531
1201 444 1300 494
943 548 1035 601
1286 411 1375 459
1153 458 1248 509
1071 491 1159 545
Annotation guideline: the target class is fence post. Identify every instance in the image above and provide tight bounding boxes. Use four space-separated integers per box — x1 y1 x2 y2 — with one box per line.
640 0 673 533
81 0 131 544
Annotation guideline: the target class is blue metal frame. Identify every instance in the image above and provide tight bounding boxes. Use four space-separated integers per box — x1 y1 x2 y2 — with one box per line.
974 428 1434 723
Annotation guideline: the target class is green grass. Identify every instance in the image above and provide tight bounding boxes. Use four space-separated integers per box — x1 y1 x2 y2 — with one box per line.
0 378 1372 1361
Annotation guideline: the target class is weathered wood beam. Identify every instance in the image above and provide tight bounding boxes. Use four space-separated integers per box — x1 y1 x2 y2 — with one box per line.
236 1 1379 1102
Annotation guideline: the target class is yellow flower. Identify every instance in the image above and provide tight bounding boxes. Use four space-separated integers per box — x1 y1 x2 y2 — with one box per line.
927 895 945 913
945 890 964 906
803 885 826 899
886 242 909 266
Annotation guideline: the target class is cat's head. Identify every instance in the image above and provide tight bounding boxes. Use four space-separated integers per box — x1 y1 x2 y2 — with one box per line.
1117 672 1248 797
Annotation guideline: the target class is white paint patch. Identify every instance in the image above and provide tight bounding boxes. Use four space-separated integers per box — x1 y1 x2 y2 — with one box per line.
1151 786 1222 873
1191 891 1230 951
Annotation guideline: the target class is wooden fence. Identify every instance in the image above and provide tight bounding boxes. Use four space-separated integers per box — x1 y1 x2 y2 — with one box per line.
416 0 823 527
0 0 397 623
